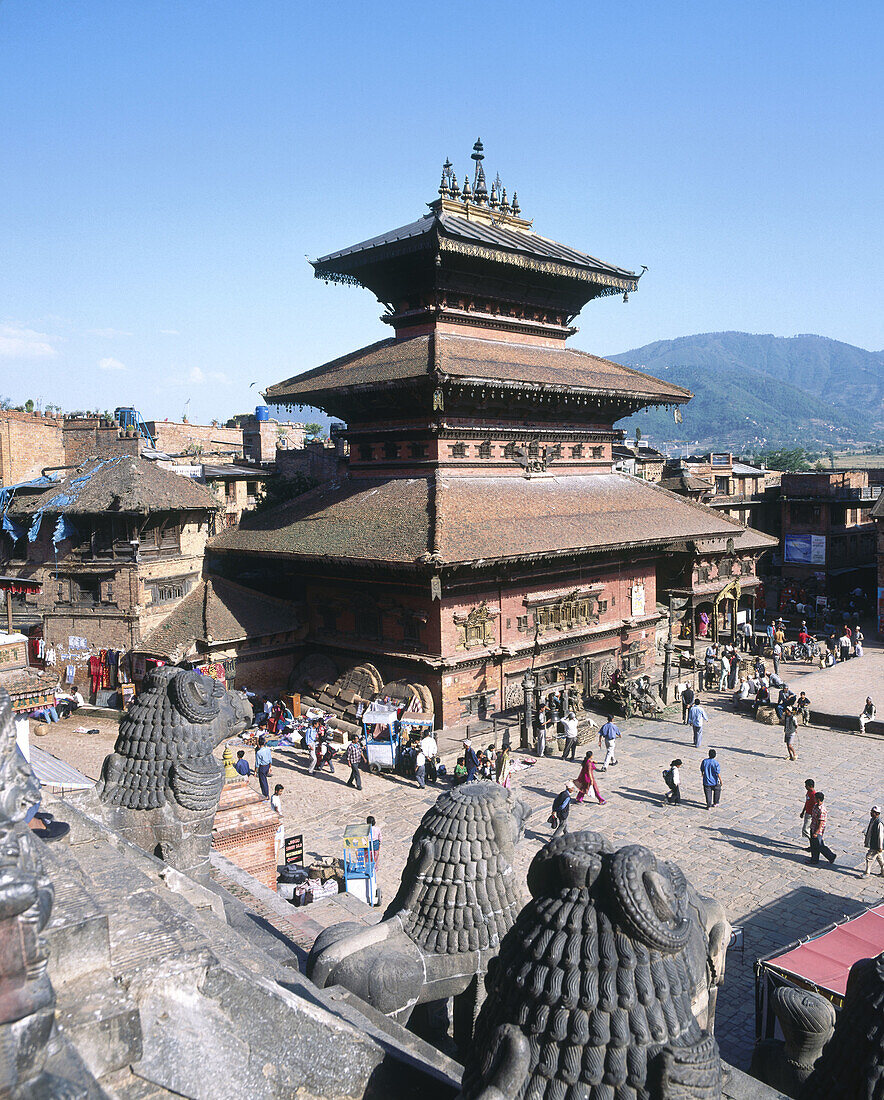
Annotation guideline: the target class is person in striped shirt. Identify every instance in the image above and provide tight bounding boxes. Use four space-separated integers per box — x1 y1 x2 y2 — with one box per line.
808 791 836 865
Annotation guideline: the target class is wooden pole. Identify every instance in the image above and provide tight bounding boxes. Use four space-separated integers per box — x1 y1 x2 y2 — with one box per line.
5 590 12 636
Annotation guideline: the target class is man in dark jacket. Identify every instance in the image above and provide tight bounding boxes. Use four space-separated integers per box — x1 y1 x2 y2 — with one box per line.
463 739 480 781
680 683 695 725
550 782 577 839
863 805 884 877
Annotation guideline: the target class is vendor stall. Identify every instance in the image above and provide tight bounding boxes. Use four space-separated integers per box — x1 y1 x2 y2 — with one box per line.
362 704 401 773
342 822 379 906
756 902 884 1041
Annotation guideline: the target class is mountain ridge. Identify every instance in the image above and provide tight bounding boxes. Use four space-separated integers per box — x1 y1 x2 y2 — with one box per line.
608 331 884 450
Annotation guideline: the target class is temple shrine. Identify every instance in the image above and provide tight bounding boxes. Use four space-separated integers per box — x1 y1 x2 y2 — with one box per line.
212 142 771 725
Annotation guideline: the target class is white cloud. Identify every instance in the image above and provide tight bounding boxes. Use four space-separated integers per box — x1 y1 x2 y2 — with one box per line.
0 325 56 359
86 328 133 338
188 366 230 385
99 357 127 372
159 329 180 336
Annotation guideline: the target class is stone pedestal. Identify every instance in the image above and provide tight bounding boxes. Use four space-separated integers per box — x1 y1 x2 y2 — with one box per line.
211 780 278 890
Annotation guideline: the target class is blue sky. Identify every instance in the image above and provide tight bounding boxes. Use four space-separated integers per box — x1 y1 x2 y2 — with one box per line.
1 1 881 426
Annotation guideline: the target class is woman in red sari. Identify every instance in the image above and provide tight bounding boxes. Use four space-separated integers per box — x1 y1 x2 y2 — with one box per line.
575 750 606 804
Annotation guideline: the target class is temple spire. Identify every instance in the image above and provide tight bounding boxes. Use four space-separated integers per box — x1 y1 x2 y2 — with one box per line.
472 138 488 203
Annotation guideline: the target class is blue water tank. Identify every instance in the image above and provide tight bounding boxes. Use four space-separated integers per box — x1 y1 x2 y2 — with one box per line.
255 405 270 422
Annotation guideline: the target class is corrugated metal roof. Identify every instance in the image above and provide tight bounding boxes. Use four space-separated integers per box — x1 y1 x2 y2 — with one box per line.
312 209 637 280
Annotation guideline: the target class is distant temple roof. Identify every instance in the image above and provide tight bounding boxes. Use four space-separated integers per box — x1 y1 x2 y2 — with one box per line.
11 455 219 516
265 331 690 412
211 473 740 569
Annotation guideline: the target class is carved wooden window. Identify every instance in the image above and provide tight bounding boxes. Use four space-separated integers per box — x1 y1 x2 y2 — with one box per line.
402 615 421 643
449 442 466 458
516 614 530 632
591 446 604 459
528 441 539 459
503 442 517 459
740 559 754 575
571 444 584 459
409 442 428 459
456 604 496 649
697 565 710 584
358 444 373 461
478 439 492 459
597 599 608 614
320 607 337 632
535 595 598 633
355 606 380 640
383 441 398 460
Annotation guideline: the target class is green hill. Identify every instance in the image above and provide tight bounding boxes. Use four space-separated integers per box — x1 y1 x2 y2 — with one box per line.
609 332 884 451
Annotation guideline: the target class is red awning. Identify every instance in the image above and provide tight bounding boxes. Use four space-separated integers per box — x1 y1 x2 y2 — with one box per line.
764 904 884 998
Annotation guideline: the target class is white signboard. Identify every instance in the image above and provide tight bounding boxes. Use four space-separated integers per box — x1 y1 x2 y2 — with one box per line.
784 534 826 565
631 583 646 617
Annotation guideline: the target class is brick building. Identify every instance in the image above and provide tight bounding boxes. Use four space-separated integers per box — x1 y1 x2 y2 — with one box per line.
0 409 65 484
872 492 884 636
230 413 308 465
63 416 141 466
780 470 880 601
209 146 766 725
144 419 244 462
2 455 219 690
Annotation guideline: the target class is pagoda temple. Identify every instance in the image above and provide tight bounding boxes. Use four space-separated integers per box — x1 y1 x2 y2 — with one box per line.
212 142 769 724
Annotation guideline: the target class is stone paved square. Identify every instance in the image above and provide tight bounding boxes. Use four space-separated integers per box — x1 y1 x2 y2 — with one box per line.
36 642 884 1070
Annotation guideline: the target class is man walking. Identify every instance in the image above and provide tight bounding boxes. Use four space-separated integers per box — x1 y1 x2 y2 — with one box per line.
808 792 836 865
463 739 480 781
798 779 816 844
772 640 782 676
863 805 884 877
414 744 426 789
681 682 695 725
699 749 722 809
345 735 364 790
255 735 272 798
304 723 318 775
550 782 577 839
561 710 579 761
687 697 708 748
598 716 622 769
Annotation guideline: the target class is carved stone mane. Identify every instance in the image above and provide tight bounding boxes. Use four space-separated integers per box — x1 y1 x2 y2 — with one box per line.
386 781 525 955
460 830 723 1100
95 666 251 880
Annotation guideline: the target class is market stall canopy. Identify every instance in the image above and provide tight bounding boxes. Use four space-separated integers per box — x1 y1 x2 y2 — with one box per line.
761 903 884 1000
29 745 95 792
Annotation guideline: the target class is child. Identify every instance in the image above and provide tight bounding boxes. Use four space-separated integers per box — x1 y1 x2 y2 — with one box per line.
234 750 251 777
799 779 816 846
453 756 467 783
663 759 682 805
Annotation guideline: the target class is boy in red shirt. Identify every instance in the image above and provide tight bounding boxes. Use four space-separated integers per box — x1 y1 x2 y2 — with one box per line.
799 779 815 847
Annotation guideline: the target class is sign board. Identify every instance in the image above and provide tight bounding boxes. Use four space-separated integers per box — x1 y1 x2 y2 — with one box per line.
284 834 303 865
631 583 646 617
119 682 136 709
784 534 826 566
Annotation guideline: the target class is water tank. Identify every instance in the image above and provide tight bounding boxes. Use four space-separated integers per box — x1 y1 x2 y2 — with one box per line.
255 405 270 422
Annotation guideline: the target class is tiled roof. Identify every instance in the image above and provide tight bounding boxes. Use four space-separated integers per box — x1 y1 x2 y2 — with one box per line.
312 210 637 282
870 493 884 519
11 456 219 516
659 475 714 494
210 478 433 564
265 332 690 406
138 576 302 658
211 472 740 567
694 526 779 554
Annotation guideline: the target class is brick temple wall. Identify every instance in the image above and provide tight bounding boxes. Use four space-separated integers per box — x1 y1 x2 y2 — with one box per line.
212 781 278 890
0 409 65 484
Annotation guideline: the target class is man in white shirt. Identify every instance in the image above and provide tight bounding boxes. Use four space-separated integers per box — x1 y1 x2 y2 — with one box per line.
57 687 85 719
419 730 438 783
414 747 426 789
561 711 579 761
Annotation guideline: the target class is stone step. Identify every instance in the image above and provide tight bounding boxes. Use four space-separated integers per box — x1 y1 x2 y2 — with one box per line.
42 843 113 987
54 971 142 1081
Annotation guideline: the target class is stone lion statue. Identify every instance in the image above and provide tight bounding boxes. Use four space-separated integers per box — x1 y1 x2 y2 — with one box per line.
459 831 726 1100
0 689 89 1098
96 666 251 881
307 781 531 1049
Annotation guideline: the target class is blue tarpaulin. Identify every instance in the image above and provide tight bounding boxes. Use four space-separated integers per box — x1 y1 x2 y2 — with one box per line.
52 515 78 545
